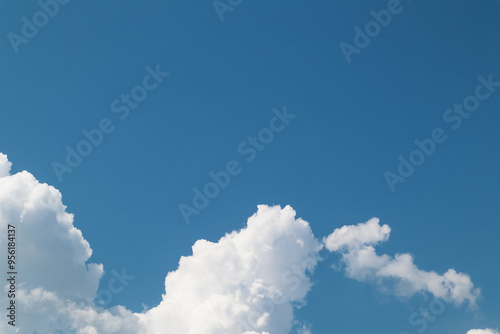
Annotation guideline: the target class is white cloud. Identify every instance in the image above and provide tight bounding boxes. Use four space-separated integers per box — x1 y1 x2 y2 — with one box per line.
138 204 322 334
323 217 390 251
0 169 103 302
324 218 480 308
467 330 499 334
0 154 128 333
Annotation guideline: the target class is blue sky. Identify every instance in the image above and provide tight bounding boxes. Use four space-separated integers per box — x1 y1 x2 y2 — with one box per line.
0 0 499 333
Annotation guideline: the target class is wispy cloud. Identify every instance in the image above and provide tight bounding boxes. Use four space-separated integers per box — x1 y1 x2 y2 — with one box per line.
467 330 499 334
324 218 480 308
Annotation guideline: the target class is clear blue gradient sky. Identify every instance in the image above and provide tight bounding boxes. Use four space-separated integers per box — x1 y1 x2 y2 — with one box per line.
1 0 499 333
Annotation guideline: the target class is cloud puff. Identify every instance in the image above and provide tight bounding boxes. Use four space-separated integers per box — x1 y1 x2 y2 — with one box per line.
0 154 128 333
324 218 480 308
467 330 499 334
0 167 103 302
138 205 322 334
0 153 322 334
323 217 390 251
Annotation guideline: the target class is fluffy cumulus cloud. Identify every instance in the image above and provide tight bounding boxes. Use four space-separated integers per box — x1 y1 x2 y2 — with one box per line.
138 204 322 334
467 330 499 334
324 218 481 308
0 153 321 334
0 153 139 334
